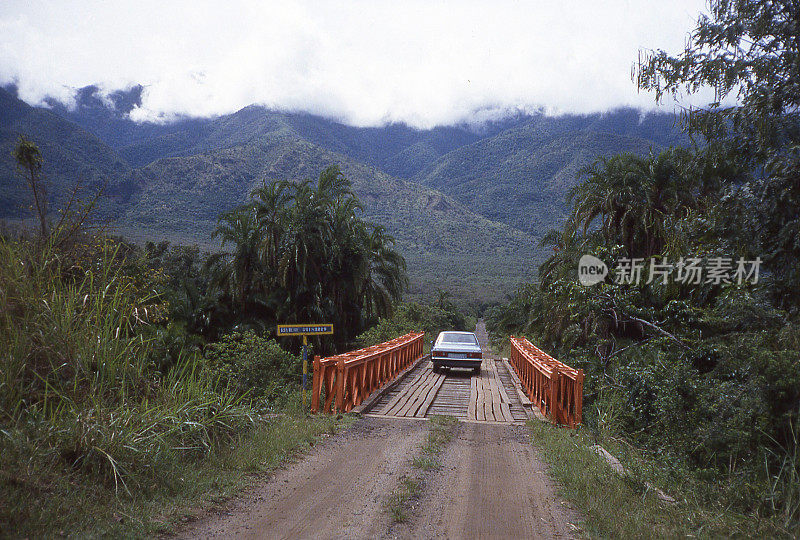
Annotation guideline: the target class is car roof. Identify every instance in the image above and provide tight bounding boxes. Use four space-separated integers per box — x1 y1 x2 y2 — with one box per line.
436 331 479 342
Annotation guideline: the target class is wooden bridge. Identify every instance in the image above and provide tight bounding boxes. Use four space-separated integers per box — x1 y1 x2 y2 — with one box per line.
311 323 583 427
367 356 529 423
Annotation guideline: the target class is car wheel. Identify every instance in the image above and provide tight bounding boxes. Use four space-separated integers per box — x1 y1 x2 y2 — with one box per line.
432 363 439 373
473 366 481 375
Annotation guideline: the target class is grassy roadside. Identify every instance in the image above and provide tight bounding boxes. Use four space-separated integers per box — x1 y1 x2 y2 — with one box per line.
528 420 794 538
1 398 353 538
386 415 458 522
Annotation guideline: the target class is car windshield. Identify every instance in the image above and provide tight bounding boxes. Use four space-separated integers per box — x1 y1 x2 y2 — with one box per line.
439 333 478 345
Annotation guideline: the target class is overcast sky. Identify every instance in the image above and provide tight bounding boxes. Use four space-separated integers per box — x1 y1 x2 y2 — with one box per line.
0 1 711 128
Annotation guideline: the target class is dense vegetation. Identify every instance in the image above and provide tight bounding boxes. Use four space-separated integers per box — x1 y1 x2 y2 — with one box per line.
0 143 419 534
204 165 408 350
489 2 800 534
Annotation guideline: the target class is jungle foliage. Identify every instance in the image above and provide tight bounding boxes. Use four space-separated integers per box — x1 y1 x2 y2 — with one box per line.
203 165 408 350
0 149 414 534
489 1 800 533
356 293 471 349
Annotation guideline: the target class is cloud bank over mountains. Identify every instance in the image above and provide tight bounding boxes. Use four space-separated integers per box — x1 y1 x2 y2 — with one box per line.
0 0 712 128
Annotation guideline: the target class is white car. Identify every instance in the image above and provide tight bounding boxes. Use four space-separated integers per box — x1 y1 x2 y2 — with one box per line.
431 331 483 374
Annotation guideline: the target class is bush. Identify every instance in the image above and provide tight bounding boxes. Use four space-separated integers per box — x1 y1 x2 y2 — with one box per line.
356 301 470 348
203 332 299 401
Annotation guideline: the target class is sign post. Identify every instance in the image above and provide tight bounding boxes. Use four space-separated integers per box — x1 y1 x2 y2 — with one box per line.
276 324 334 408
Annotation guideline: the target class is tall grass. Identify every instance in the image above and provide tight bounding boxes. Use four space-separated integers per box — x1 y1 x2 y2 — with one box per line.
763 411 800 531
0 235 257 494
1 238 153 412
528 420 798 538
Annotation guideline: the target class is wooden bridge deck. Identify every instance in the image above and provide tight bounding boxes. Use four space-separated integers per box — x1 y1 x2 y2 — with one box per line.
366 357 529 424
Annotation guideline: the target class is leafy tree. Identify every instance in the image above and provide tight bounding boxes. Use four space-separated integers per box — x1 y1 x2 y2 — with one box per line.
636 0 800 156
209 206 262 314
569 149 702 258
252 180 292 280
361 225 407 322
489 3 800 528
636 0 800 311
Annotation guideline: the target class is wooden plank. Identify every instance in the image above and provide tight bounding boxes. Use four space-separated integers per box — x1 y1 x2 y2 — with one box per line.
493 360 513 404
483 365 493 421
393 369 436 416
352 350 428 414
382 373 424 416
467 374 478 420
502 358 533 407
414 373 446 417
396 370 439 416
488 360 513 422
378 368 427 415
397 372 436 417
491 361 517 423
500 402 513 422
379 366 431 415
476 373 487 422
363 413 427 421
488 361 504 422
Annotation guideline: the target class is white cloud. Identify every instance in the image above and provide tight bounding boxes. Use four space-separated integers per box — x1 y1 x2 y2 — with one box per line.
0 0 713 128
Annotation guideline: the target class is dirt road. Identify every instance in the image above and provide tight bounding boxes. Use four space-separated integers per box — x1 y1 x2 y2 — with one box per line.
180 418 427 539
179 416 579 540
179 321 580 539
400 421 579 539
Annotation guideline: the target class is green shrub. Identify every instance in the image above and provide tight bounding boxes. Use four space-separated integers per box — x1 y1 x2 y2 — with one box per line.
356 301 470 348
203 332 299 401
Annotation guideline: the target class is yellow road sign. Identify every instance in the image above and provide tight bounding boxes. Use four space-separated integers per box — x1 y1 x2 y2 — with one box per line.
276 323 334 336
277 323 334 409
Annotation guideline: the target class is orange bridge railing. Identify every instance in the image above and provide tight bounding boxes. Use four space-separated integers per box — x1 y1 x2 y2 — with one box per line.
311 332 425 413
509 336 584 427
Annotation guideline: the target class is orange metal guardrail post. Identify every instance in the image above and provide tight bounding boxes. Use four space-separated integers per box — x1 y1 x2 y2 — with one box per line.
311 355 322 413
334 357 346 413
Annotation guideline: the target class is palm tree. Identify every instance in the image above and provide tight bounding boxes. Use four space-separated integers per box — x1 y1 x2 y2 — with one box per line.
569 150 697 258
13 136 48 239
538 227 585 287
315 165 355 207
209 206 262 311
206 166 408 346
251 180 292 278
277 179 330 323
361 225 407 322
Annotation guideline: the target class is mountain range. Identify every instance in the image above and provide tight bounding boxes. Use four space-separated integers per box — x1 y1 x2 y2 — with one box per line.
0 84 685 303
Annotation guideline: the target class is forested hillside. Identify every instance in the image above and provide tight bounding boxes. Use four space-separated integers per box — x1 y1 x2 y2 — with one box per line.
1 84 682 302
0 88 132 219
414 109 686 230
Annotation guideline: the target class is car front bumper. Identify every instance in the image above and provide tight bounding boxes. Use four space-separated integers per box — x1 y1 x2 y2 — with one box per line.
431 356 482 369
